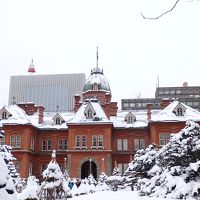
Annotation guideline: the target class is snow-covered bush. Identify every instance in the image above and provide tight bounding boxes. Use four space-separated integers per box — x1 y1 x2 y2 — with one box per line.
95 172 109 192
19 176 39 200
106 162 125 191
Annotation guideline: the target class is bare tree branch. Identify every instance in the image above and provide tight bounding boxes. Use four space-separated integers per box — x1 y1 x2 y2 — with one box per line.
141 0 181 20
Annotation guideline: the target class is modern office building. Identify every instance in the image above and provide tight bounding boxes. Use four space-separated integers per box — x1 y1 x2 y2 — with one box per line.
8 73 86 112
122 82 200 111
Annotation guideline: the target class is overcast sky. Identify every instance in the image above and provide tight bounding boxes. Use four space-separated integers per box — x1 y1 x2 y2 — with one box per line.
0 0 200 108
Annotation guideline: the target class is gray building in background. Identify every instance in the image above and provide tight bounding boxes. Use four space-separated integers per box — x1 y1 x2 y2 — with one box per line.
122 82 200 111
8 73 86 112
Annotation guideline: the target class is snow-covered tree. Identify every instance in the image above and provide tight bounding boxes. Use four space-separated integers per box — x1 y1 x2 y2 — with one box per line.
19 176 40 200
106 161 125 191
0 153 17 200
139 121 200 199
95 172 109 192
0 129 19 181
124 144 158 191
38 150 70 200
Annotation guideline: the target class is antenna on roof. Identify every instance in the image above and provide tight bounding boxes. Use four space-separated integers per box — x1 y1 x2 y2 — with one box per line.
12 97 16 105
56 105 59 112
156 76 160 88
96 46 98 68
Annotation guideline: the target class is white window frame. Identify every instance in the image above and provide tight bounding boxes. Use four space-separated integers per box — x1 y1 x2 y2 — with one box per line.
10 135 21 148
134 138 145 151
92 135 97 148
159 133 171 146
30 137 34 150
75 135 80 148
117 139 128 151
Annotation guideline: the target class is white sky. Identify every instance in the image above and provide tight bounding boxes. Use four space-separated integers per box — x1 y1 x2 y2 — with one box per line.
0 0 200 107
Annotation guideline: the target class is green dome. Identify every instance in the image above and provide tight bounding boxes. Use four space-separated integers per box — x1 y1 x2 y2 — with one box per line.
83 67 111 92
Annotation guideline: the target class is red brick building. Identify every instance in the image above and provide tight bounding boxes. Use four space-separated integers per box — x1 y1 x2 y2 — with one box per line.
1 66 200 179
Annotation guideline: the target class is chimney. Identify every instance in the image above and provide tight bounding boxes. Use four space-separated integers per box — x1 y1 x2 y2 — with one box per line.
105 92 111 103
183 82 188 87
147 103 152 120
74 94 81 112
161 98 170 109
38 105 45 124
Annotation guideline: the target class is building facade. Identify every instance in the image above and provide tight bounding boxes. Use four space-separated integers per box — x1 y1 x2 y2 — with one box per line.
122 82 200 111
1 67 200 180
8 73 86 112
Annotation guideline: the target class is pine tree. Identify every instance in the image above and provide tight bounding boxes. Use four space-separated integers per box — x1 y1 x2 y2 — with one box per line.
39 150 70 200
139 121 200 199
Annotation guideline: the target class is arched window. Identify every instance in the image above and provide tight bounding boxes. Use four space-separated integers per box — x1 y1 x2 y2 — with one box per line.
55 117 61 125
2 111 7 119
177 108 183 116
86 109 93 119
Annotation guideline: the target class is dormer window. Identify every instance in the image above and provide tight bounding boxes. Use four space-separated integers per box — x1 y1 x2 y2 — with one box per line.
173 103 186 116
55 118 61 125
92 83 99 91
177 108 183 116
84 102 96 119
0 107 11 120
125 112 136 124
52 113 65 125
87 109 93 119
2 111 7 119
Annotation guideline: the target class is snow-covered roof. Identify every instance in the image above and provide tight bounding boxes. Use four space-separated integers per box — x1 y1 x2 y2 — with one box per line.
68 100 111 124
110 110 148 128
1 100 200 130
0 104 31 125
151 100 200 122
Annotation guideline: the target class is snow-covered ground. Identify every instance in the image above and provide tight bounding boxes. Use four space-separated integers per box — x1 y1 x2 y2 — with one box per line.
71 191 168 200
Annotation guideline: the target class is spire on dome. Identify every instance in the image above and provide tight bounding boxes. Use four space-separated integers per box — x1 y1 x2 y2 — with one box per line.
96 46 98 68
91 47 103 75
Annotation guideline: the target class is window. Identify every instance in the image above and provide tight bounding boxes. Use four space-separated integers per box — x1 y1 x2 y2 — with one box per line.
10 135 21 148
29 162 33 176
82 135 87 148
124 103 129 108
134 138 145 151
173 103 186 116
0 137 5 145
117 139 128 151
55 118 61 125
58 139 68 150
75 135 80 148
125 112 136 124
2 111 7 119
42 140 52 151
159 133 171 146
93 84 98 90
127 116 133 123
14 161 20 174
117 163 129 175
177 108 183 116
98 135 103 148
92 135 97 148
41 164 47 174
30 137 34 150
87 109 93 119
